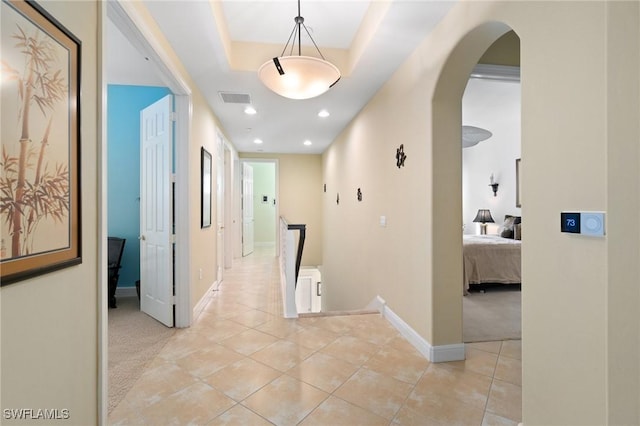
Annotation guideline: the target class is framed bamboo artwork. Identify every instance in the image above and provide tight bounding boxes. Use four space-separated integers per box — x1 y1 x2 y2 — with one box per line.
1 0 82 285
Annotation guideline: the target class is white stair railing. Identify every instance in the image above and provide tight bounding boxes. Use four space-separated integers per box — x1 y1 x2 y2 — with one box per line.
279 217 305 318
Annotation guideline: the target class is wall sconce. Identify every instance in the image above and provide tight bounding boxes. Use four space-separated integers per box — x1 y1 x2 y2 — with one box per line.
489 173 499 196
473 209 495 235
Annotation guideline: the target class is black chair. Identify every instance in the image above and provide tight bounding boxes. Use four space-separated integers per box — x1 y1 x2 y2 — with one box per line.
108 237 126 308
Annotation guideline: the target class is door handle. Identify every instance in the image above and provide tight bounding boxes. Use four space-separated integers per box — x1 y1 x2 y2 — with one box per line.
139 235 146 241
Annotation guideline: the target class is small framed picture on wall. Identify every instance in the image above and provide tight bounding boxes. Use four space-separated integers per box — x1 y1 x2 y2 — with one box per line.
201 147 212 228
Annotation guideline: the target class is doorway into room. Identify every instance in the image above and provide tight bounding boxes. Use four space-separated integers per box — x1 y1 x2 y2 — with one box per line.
103 1 193 418
461 31 522 344
241 159 278 258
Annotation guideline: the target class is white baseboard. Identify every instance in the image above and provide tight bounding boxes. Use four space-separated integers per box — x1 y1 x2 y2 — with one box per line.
429 343 466 363
193 280 217 321
366 295 387 312
368 295 465 363
254 242 276 247
115 287 137 298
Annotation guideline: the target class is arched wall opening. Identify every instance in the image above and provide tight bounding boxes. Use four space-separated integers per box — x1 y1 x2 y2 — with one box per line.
430 21 517 346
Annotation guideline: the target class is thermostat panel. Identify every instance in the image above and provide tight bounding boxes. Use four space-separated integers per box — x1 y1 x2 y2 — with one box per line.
561 212 605 236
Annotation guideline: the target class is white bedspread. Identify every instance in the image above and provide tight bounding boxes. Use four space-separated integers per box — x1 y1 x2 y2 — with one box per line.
463 235 521 294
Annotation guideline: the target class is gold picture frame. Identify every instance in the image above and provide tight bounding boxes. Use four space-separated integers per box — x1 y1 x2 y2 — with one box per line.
1 0 82 284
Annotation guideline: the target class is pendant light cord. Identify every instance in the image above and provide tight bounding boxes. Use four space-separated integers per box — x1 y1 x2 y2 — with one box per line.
297 0 302 56
278 0 326 60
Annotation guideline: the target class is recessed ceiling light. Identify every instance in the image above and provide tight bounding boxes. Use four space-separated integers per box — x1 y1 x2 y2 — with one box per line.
244 106 257 115
304 140 312 146
254 138 263 144
318 109 330 118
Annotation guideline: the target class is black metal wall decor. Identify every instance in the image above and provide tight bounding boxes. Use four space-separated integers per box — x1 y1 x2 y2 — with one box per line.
336 193 340 205
396 144 407 168
357 188 362 202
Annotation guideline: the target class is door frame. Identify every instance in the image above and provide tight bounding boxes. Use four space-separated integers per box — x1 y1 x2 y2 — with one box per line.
100 1 193 422
107 0 192 324
223 142 234 269
239 158 280 255
215 129 225 287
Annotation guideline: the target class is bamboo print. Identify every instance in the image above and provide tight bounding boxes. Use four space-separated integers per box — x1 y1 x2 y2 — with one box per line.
1 23 69 258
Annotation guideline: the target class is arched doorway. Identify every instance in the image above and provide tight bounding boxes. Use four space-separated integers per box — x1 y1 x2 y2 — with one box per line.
461 33 521 343
430 21 520 348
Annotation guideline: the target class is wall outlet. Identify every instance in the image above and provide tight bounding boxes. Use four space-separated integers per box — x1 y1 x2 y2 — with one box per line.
199 268 203 280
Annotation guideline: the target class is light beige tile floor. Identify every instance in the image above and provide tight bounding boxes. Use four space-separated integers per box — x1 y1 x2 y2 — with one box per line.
109 248 522 425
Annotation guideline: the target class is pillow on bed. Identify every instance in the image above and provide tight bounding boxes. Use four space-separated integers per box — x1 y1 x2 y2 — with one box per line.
514 223 522 240
500 215 521 239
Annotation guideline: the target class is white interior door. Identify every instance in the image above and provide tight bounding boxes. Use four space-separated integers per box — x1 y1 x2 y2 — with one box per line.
242 162 254 256
216 134 224 284
140 95 174 327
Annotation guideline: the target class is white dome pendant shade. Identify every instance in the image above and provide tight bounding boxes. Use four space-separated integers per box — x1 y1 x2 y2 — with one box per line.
258 56 340 100
257 0 340 100
462 125 493 148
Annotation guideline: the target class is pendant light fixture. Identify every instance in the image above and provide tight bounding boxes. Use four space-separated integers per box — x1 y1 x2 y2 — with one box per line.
462 125 492 148
258 0 340 100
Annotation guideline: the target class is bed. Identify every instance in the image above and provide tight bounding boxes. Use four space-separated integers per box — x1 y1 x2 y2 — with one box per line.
463 234 521 294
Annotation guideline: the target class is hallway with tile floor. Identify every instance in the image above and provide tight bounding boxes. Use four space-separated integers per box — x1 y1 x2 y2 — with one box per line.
108 249 522 425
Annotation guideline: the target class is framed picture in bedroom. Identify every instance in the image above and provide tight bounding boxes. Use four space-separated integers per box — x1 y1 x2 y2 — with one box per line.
201 147 212 228
516 158 522 208
1 0 82 285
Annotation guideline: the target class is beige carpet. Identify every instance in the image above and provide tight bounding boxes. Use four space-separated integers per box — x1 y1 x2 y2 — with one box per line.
108 296 175 413
463 287 521 342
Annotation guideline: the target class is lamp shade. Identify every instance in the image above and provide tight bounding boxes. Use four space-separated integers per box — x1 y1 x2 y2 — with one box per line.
258 56 340 100
473 209 495 224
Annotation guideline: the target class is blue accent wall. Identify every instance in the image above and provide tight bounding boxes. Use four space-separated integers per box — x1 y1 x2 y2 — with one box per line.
107 85 171 288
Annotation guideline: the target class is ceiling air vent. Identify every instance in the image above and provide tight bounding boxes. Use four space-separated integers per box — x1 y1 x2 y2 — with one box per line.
219 92 251 104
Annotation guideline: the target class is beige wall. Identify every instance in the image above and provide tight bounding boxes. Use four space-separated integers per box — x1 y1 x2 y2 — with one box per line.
0 1 100 424
190 91 222 306
322 1 639 424
240 154 323 267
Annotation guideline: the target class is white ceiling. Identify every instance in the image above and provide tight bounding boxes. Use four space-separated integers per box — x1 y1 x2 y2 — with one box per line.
221 1 371 49
106 0 455 154
106 3 521 155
